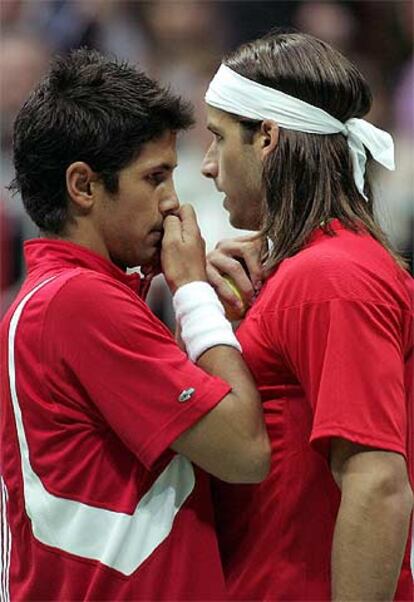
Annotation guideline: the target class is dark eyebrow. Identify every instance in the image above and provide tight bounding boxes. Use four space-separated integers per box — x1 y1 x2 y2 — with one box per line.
147 162 177 172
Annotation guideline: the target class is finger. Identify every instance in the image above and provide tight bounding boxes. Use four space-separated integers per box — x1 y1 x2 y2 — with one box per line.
224 259 255 304
162 214 183 245
177 203 196 219
214 236 265 289
207 252 255 304
177 204 201 237
206 264 245 312
237 245 264 291
214 232 263 250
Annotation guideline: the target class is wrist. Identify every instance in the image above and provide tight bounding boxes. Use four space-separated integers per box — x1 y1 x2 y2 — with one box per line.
169 276 208 295
173 281 242 362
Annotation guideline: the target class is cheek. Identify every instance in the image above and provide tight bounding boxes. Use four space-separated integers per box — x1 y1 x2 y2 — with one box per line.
220 151 236 186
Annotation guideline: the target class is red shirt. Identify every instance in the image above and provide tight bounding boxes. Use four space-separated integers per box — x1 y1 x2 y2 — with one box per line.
214 221 413 601
0 239 230 600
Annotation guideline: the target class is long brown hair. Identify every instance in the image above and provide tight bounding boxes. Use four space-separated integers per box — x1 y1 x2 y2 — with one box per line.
223 31 407 271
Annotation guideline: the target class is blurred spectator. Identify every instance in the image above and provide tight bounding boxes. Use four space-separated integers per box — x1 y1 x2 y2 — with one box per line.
1 32 50 158
0 0 25 29
0 199 22 315
395 59 414 135
0 32 51 314
221 1 298 46
383 52 414 271
294 1 356 53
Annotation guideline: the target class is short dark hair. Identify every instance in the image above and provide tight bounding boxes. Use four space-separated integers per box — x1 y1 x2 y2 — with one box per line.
10 48 194 234
223 30 406 270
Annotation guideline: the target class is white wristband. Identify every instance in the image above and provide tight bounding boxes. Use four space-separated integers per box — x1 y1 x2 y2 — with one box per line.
173 281 242 362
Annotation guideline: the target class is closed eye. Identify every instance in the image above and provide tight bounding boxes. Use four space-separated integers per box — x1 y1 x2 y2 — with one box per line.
207 125 224 143
146 172 167 186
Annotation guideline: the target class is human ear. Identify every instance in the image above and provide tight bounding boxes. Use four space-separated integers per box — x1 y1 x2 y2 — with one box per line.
66 162 97 211
259 120 279 159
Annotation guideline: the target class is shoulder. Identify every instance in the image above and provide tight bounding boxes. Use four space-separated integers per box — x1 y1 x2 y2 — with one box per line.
50 268 144 307
41 269 161 337
261 227 409 311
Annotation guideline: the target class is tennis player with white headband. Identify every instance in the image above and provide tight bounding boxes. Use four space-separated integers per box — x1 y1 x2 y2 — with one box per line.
205 63 395 201
202 31 414 602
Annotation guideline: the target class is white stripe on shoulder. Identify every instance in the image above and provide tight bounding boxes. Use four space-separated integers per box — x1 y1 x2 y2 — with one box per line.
8 277 195 576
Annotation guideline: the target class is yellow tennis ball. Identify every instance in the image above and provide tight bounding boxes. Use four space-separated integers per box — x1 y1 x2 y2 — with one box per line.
222 276 247 321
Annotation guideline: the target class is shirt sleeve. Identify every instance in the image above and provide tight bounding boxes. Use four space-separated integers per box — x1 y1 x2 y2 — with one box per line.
44 273 231 469
275 298 407 458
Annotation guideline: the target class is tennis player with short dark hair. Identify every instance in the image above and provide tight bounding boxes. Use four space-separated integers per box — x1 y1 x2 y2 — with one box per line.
0 48 270 600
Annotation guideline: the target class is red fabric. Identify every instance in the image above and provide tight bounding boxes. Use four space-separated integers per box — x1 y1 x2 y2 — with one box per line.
214 221 413 601
1 239 230 600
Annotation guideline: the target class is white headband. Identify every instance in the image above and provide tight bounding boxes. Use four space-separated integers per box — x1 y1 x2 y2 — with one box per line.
205 64 395 200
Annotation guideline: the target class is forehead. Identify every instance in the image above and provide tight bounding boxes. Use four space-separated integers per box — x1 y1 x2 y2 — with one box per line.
133 130 177 172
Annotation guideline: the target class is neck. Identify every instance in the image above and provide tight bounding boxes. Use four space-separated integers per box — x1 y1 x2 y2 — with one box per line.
42 222 110 263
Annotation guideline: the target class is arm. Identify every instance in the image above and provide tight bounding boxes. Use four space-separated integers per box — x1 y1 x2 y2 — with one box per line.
330 438 413 601
172 345 269 483
161 205 270 484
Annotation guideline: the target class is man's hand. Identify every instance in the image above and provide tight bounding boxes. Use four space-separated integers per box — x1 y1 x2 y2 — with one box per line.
161 204 207 293
330 438 413 601
206 234 266 317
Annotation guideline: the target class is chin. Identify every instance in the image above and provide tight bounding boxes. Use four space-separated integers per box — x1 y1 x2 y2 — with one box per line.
140 248 161 269
229 207 262 230
229 214 250 230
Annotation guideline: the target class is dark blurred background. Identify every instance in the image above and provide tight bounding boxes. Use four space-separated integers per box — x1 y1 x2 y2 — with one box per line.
1 0 413 321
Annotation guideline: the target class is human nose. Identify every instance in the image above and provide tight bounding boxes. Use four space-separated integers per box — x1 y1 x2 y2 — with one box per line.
160 182 180 216
201 144 218 179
